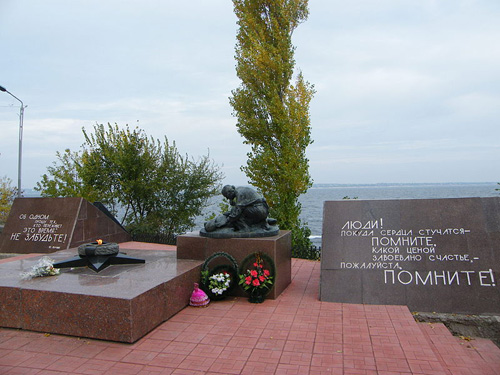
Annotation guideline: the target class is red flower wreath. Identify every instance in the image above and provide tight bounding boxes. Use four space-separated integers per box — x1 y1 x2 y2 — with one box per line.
239 252 274 294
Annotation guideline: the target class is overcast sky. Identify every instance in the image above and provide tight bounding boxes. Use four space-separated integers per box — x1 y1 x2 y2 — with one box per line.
1 0 499 190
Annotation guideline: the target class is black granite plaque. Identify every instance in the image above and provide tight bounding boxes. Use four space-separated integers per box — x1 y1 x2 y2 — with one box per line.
0 197 131 254
320 197 500 314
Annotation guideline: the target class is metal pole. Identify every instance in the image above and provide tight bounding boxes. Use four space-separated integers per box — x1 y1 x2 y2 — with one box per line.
18 103 24 197
0 85 25 197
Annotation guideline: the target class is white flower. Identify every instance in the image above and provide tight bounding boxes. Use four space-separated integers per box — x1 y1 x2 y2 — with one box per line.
20 257 60 280
207 272 231 295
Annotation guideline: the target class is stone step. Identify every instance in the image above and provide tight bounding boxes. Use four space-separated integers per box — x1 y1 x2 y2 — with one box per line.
418 321 500 374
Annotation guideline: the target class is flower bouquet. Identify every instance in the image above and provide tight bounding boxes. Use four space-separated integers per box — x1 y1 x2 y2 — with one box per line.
239 252 275 303
21 256 60 280
207 271 231 296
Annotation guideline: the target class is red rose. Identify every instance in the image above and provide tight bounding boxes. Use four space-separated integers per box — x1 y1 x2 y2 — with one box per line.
250 270 258 277
253 262 258 267
259 275 265 282
252 279 260 286
263 269 270 276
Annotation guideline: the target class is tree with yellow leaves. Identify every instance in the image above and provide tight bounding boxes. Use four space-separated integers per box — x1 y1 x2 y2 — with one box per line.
230 0 315 247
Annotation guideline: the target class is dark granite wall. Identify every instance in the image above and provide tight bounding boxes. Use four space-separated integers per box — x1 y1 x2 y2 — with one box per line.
320 197 500 314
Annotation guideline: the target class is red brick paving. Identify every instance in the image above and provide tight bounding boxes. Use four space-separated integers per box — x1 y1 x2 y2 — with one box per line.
1 243 499 374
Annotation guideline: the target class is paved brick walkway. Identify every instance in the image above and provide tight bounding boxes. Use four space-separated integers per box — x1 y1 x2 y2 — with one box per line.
1 245 499 374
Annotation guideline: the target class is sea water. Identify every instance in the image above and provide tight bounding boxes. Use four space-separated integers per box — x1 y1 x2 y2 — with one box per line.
299 182 499 247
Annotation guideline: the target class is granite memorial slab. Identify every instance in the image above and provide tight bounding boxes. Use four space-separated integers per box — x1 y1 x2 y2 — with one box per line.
0 247 203 343
0 197 131 254
320 197 500 314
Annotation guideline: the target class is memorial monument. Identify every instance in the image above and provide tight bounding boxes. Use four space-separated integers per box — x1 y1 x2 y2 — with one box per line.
0 197 201 342
178 184 291 299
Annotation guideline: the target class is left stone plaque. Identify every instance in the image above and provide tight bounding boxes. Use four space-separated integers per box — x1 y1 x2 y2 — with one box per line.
0 197 131 254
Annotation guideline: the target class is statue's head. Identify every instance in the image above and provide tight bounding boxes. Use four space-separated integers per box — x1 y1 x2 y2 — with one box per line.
222 185 236 200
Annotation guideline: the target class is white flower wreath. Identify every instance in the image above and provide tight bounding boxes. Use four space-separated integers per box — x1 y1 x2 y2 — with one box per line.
208 272 231 295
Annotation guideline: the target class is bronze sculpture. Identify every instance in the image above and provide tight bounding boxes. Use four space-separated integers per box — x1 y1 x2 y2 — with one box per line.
200 185 279 238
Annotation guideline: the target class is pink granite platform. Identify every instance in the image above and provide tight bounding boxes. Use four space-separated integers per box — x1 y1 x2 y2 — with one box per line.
0 243 202 343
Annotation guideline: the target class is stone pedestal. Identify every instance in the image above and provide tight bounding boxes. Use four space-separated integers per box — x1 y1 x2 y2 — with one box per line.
177 230 292 299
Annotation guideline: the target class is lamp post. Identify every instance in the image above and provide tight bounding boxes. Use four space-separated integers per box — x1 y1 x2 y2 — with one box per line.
0 85 26 198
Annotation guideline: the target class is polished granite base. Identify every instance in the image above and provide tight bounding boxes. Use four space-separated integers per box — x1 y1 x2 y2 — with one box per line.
0 248 202 343
177 230 292 299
